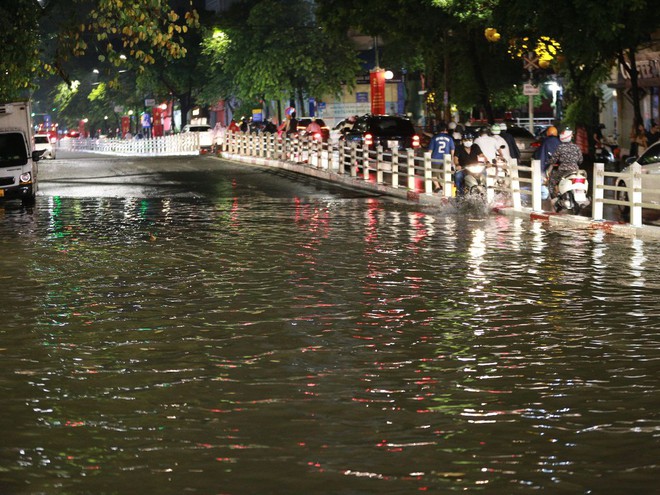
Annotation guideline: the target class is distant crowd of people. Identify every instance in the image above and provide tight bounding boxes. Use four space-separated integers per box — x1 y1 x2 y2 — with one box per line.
629 118 660 157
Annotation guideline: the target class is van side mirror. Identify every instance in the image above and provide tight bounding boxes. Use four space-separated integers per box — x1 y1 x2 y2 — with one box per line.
32 150 43 162
625 156 637 165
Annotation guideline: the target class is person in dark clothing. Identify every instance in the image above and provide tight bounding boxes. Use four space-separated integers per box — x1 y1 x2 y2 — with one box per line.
499 122 521 161
285 111 298 136
548 129 583 195
239 117 249 133
537 126 561 173
263 117 278 134
453 132 485 195
648 121 660 145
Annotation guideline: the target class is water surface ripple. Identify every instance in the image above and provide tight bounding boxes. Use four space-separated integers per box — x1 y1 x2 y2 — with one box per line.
1 195 658 494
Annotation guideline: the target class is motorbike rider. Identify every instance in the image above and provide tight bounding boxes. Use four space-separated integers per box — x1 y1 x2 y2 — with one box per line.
536 126 561 173
305 117 322 138
547 129 583 197
475 125 507 163
454 132 485 195
490 124 511 161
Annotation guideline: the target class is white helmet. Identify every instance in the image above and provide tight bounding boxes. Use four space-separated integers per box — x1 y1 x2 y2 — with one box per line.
448 122 457 130
452 132 462 141
491 124 501 135
560 129 573 142
499 122 507 131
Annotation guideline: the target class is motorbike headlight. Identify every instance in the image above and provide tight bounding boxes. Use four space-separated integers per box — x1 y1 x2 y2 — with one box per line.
19 172 32 183
466 164 484 174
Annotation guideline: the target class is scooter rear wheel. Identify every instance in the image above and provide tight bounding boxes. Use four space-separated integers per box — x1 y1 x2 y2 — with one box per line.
616 181 630 222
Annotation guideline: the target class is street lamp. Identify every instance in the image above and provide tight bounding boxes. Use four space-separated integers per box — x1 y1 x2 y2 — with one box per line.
546 80 561 109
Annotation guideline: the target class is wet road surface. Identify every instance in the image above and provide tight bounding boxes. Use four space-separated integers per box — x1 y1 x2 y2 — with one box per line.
0 151 658 494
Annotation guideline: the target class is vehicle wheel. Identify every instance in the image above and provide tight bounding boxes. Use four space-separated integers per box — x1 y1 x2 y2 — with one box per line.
570 194 582 215
554 198 562 212
616 180 630 222
469 185 485 196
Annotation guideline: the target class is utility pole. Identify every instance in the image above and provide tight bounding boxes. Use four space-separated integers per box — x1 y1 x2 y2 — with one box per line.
522 51 540 134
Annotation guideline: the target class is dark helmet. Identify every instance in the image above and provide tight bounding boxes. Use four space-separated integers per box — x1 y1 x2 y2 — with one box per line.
462 132 475 141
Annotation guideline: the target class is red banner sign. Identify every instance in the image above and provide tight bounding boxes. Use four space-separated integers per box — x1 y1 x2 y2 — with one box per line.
121 116 131 137
370 69 386 115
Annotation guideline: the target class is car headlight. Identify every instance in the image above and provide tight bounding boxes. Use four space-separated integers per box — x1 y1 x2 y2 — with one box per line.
19 172 31 183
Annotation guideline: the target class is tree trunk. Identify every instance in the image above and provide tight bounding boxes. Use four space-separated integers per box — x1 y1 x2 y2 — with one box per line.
619 48 643 126
468 30 494 123
178 92 192 129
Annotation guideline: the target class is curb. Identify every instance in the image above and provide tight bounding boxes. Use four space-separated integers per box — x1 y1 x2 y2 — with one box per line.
496 207 657 239
217 152 660 241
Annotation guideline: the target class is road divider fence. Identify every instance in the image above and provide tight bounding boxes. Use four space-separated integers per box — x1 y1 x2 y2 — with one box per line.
59 133 200 156
59 129 658 227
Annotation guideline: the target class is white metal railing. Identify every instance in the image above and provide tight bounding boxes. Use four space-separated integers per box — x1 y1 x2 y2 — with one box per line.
514 117 555 130
61 129 659 227
220 131 538 210
592 162 660 227
59 133 200 156
221 131 660 226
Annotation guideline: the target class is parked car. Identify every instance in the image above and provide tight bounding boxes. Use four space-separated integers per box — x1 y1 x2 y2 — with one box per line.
616 140 660 222
182 123 213 152
329 118 357 143
33 133 56 159
343 114 420 151
504 125 536 163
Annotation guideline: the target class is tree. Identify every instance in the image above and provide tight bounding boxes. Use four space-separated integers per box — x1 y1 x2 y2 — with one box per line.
0 0 200 101
0 0 41 100
210 0 361 116
318 0 522 123
494 0 660 130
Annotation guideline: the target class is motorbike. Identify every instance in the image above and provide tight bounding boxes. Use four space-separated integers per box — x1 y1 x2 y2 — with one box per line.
594 142 618 171
463 153 511 197
463 161 487 195
492 155 511 190
551 169 591 214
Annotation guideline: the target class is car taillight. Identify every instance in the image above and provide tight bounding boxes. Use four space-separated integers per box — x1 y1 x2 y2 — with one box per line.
314 132 322 141
412 135 420 148
531 141 541 148
364 133 373 147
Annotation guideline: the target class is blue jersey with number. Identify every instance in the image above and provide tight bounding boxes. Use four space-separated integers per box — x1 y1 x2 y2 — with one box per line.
430 132 455 160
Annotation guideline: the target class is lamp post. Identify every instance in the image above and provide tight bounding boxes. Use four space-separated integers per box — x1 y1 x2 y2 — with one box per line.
522 51 541 134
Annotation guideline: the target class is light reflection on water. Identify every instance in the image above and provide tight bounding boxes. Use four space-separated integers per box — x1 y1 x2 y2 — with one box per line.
0 195 658 494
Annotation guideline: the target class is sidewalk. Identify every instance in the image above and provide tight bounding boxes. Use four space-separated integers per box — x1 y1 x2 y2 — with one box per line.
497 206 660 240
218 151 660 241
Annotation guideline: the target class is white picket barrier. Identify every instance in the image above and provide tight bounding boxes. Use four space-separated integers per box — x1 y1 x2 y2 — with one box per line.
59 133 200 156
592 162 660 227
65 129 659 227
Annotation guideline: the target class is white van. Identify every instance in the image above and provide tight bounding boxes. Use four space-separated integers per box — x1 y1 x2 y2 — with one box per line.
0 101 40 205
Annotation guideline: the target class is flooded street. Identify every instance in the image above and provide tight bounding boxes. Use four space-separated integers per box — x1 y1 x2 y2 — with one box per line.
1 152 658 494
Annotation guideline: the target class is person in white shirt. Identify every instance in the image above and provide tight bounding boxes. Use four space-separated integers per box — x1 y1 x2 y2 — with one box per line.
475 125 510 162
474 126 499 162
490 124 511 161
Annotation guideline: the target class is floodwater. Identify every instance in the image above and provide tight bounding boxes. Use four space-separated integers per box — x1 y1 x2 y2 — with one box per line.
1 158 659 494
